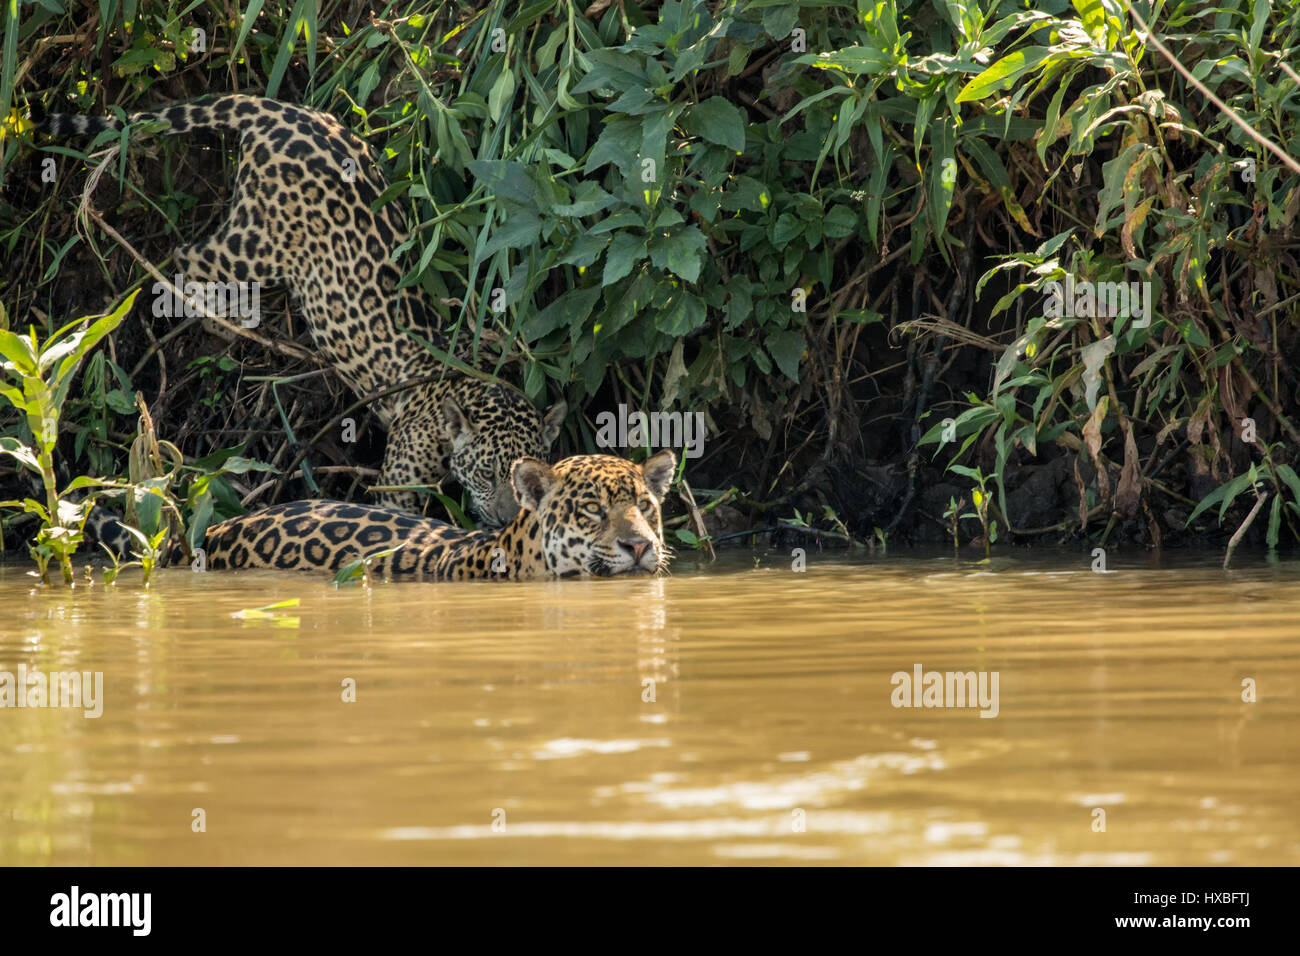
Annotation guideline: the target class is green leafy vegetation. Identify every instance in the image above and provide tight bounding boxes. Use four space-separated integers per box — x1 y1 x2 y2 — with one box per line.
0 291 137 581
332 544 406 587
2 0 1299 564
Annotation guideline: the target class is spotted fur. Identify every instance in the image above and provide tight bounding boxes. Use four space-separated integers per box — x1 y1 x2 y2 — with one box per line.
37 94 565 525
195 451 677 579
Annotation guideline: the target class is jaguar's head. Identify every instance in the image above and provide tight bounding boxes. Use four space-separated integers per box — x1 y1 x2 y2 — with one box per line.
444 391 566 528
510 450 676 577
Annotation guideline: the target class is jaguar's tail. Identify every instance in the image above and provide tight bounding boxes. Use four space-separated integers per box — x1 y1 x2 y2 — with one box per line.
33 94 281 139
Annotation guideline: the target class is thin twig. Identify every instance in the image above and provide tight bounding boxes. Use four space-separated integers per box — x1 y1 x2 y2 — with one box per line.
676 478 716 562
1223 490 1267 569
774 522 865 547
241 465 380 507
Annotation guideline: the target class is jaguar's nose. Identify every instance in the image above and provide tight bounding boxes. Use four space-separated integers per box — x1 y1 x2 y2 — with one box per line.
618 537 652 564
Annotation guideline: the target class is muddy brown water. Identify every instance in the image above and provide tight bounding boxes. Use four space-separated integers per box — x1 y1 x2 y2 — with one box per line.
1 549 1297 865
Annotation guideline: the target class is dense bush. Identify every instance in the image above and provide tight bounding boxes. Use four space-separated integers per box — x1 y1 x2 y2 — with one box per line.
1 0 1299 560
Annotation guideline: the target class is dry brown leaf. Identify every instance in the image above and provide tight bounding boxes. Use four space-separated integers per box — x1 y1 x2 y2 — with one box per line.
1082 395 1111 509
1220 365 1240 424
1115 416 1142 518
1142 495 1163 550
1186 395 1209 446
1074 457 1089 531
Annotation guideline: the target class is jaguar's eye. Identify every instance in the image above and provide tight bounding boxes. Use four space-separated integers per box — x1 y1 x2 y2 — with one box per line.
638 498 654 513
583 502 604 518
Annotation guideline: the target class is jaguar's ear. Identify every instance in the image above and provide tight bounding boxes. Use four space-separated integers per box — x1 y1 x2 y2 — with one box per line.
641 449 676 501
540 400 567 450
442 396 474 447
511 457 557 512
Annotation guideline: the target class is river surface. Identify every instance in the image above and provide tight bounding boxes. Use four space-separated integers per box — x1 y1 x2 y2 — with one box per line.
1 549 1297 865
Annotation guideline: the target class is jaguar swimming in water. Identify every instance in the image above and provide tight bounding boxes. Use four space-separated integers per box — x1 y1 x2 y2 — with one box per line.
194 451 677 580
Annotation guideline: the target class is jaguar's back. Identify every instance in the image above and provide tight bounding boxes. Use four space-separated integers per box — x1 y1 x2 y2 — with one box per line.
42 94 447 416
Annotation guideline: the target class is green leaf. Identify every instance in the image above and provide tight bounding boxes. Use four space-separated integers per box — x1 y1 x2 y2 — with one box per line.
0 328 39 374
762 3 800 40
487 69 516 123
60 475 112 495
928 116 957 247
558 234 608 269
923 406 998 448
1186 472 1257 526
266 0 316 99
771 213 803 248
721 175 770 213
551 181 616 219
233 0 267 59
653 226 707 284
657 292 707 336
682 96 746 152
1275 464 1300 506
765 329 805 382
0 436 40 474
481 209 542 258
570 48 649 97
49 290 139 392
1179 320 1210 349
822 206 858 238
955 47 1054 102
430 492 474 529
1072 0 1106 41
0 0 19 131
1267 493 1281 550
212 456 277 476
590 211 645 235
586 116 642 178
104 389 137 414
1249 0 1270 50
603 232 648 286
797 46 895 76
1095 142 1154 235
523 287 602 340
188 492 214 550
233 598 303 617
467 160 538 204
962 136 1033 231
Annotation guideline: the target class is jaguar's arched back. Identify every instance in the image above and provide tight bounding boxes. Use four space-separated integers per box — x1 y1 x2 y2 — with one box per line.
36 94 566 527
